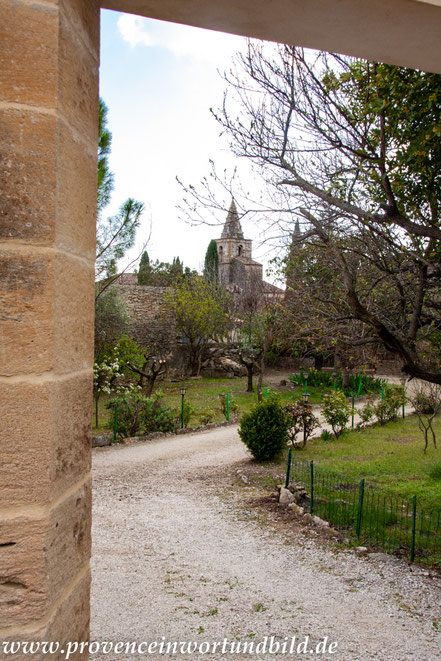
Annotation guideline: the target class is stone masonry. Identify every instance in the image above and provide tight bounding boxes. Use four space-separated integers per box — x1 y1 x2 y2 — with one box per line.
1 1 99 658
115 274 176 353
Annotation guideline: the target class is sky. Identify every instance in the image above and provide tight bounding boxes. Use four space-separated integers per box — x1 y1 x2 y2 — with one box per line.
99 10 284 281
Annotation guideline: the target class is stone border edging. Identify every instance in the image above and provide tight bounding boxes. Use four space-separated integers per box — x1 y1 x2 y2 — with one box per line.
92 419 238 448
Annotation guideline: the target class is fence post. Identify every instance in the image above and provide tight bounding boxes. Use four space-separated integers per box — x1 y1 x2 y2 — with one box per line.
310 461 314 514
381 387 385 401
226 393 230 421
264 387 268 400
356 479 365 538
113 403 118 442
411 495 417 563
352 395 355 429
285 448 292 488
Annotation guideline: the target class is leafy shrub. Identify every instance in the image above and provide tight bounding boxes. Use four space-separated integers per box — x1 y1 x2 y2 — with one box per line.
180 400 196 428
106 392 178 438
284 399 320 449
320 429 333 442
289 370 386 396
218 393 239 420
238 400 289 461
140 392 178 434
321 390 351 438
356 395 376 429
374 384 404 425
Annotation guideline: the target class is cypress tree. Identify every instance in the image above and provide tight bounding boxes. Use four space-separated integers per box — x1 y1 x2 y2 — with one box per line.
204 240 219 282
138 251 151 285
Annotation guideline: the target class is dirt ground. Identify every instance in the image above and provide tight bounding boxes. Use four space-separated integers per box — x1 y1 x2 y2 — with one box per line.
91 425 441 660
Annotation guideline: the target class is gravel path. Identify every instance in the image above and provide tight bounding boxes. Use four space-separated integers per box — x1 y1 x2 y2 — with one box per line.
91 426 441 660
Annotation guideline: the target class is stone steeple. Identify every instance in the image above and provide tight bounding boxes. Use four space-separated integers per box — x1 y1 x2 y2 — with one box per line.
221 199 244 239
215 198 259 289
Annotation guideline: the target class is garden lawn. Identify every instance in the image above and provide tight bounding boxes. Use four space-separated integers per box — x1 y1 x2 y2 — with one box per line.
295 415 441 510
93 376 307 434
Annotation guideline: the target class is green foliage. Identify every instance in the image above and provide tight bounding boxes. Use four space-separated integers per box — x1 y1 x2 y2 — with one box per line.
321 391 351 438
428 463 441 481
356 396 376 430
181 400 196 428
137 251 150 285
289 370 386 396
137 255 193 287
96 98 144 281
284 399 320 449
106 392 178 438
374 385 405 425
203 240 219 282
198 409 215 425
97 99 114 215
238 400 289 461
320 429 334 442
165 276 231 375
96 198 144 280
218 393 239 420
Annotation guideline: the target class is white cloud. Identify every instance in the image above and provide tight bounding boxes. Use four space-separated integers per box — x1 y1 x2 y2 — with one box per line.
117 14 245 64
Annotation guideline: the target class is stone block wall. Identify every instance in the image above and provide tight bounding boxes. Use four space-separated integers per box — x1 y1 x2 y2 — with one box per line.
0 0 99 656
115 277 177 354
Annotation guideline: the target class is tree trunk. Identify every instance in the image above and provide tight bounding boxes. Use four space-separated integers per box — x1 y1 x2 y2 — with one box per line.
247 365 254 392
257 355 265 402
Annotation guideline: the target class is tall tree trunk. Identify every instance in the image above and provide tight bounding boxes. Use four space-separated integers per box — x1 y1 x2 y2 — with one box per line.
247 365 254 392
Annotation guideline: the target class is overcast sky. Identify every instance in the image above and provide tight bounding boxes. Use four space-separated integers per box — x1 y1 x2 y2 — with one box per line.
99 10 285 281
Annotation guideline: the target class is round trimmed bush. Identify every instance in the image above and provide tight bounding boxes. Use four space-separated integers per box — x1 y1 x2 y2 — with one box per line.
238 400 289 461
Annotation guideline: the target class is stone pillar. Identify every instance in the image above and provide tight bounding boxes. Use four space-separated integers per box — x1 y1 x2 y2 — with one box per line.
0 1 99 656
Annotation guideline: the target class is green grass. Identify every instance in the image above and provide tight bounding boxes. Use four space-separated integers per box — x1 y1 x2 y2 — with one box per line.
293 415 441 510
93 375 318 434
284 416 441 564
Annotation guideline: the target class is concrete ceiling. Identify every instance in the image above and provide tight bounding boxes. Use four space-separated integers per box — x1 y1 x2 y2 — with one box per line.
102 0 441 74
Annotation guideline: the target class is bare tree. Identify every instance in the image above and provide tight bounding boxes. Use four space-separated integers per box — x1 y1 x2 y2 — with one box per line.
199 44 441 384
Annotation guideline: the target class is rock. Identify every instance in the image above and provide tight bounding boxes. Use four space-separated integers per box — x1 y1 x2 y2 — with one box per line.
368 552 401 565
92 435 111 448
288 503 304 515
279 487 296 505
355 546 369 555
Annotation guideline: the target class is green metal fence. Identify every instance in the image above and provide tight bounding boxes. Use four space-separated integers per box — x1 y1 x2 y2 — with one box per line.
286 456 441 565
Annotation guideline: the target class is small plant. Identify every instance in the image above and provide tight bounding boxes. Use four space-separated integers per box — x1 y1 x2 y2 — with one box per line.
181 400 196 428
356 395 376 429
238 400 289 461
410 382 441 453
284 399 320 449
321 390 351 438
198 408 215 425
320 429 333 442
374 384 405 425
106 391 178 438
218 393 239 420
